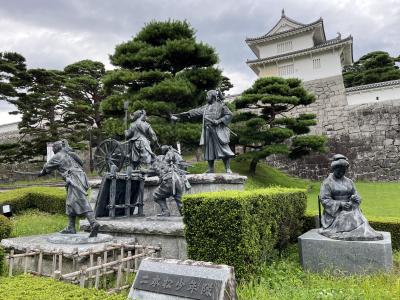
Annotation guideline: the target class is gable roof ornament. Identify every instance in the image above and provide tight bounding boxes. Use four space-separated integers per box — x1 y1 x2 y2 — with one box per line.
246 12 324 44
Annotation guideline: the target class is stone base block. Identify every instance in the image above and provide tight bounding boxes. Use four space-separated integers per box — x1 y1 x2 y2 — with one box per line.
90 173 247 217
298 229 393 274
81 217 187 260
1 233 136 275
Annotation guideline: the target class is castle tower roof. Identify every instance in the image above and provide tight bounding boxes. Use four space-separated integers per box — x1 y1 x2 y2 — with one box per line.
246 12 326 53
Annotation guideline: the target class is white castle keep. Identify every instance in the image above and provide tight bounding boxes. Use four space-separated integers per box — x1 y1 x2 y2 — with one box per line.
245 11 400 181
245 10 400 108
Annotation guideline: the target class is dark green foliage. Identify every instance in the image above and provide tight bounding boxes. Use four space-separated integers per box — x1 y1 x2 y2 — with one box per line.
0 52 27 100
343 51 400 87
102 20 229 147
0 215 12 241
0 275 126 299
302 214 400 249
62 60 106 148
233 77 326 174
0 187 66 215
183 188 307 281
0 215 12 275
0 245 4 275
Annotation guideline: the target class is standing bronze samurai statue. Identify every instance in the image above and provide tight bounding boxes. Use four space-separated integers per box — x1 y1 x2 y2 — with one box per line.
171 90 235 173
39 140 100 237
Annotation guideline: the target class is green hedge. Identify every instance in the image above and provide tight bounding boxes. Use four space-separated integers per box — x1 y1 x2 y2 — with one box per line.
0 214 12 240
0 187 66 215
183 188 307 281
302 214 400 249
0 215 12 275
0 275 126 299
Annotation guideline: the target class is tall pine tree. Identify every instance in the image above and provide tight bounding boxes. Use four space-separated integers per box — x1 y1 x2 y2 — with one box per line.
62 59 106 147
101 20 227 148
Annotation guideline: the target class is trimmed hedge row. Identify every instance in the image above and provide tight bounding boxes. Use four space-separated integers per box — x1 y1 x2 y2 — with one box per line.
302 214 400 249
0 215 12 275
182 188 307 281
0 187 66 214
0 275 126 299
0 214 12 240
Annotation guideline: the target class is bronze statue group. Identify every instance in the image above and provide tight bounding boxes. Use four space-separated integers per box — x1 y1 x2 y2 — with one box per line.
40 89 381 242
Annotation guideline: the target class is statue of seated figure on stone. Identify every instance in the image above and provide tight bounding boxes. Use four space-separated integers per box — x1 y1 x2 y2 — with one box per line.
39 140 100 238
318 154 383 241
149 145 191 217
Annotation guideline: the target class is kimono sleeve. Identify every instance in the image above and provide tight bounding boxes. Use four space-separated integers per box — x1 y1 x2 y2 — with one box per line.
43 153 62 173
319 178 341 216
186 106 206 119
216 104 233 125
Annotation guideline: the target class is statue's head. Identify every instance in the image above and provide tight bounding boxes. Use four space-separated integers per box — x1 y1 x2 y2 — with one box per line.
131 109 146 122
160 145 170 155
52 140 64 154
331 154 349 178
206 90 218 104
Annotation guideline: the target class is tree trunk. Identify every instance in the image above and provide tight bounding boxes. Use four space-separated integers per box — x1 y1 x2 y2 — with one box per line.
249 158 259 175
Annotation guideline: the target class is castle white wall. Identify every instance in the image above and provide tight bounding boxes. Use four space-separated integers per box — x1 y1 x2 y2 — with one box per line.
257 31 314 58
258 48 344 81
346 85 400 105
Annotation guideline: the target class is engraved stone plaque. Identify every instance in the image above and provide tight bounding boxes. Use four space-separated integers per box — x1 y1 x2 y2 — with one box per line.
128 258 237 300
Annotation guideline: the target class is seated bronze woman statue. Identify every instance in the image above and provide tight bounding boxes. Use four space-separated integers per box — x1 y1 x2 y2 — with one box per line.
318 154 383 241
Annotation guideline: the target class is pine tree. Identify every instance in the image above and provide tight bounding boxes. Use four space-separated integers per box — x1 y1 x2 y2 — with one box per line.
0 52 29 162
62 60 106 147
343 51 400 87
232 77 326 174
101 20 227 148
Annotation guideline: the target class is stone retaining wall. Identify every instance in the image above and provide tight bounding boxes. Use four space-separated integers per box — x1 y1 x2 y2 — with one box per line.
269 75 400 181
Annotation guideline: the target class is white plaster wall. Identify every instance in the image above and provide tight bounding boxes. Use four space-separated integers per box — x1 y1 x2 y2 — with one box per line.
257 49 343 81
346 85 400 105
257 31 314 58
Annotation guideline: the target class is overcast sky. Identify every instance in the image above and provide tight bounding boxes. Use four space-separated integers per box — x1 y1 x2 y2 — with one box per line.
0 0 399 125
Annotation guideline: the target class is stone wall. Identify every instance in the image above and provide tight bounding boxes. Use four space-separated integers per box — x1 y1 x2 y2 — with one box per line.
268 75 400 181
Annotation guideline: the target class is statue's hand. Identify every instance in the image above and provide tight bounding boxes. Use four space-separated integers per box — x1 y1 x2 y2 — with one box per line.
171 115 179 122
341 201 352 210
38 169 47 177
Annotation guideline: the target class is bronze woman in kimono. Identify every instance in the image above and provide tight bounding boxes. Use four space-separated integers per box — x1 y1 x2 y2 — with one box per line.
318 154 383 241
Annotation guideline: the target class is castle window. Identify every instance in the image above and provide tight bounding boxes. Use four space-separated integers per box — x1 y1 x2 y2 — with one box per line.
313 58 321 69
278 63 294 76
277 41 293 53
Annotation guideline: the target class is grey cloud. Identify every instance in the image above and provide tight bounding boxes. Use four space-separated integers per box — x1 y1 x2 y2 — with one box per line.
0 0 399 124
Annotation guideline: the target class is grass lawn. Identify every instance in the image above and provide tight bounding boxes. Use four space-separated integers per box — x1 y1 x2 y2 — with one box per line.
237 245 400 300
191 159 400 221
10 209 67 238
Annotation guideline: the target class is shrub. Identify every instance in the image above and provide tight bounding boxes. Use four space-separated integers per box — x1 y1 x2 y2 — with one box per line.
0 187 66 215
0 214 13 276
0 214 12 240
0 275 126 299
0 246 4 275
302 214 400 249
183 188 307 281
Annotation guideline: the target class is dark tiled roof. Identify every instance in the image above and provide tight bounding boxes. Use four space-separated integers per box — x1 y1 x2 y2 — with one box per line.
345 79 400 92
247 36 353 65
246 18 323 43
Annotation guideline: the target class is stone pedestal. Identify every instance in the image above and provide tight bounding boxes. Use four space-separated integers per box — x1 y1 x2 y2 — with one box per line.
298 229 393 274
84 173 247 260
81 217 187 259
1 233 136 275
90 173 247 216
